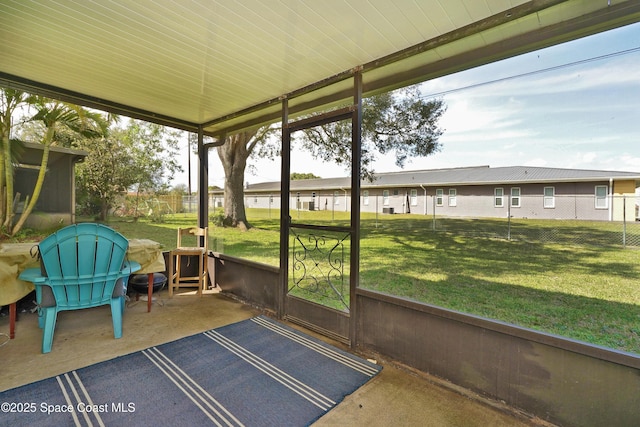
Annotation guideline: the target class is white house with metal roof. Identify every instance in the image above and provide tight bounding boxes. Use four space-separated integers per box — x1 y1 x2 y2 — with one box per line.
232 166 640 222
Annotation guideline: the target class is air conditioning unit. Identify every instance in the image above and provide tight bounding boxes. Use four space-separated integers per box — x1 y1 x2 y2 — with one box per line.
301 201 315 211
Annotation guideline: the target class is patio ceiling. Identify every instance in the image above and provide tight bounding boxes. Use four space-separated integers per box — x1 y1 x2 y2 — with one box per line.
1 1 639 137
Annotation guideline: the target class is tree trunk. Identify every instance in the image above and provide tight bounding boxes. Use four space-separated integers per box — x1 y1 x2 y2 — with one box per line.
1 109 12 228
217 132 257 230
1 140 11 229
1 145 11 229
11 128 54 235
0 93 16 228
98 197 109 221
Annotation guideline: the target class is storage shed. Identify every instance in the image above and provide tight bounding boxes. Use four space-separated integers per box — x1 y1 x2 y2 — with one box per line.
15 141 87 229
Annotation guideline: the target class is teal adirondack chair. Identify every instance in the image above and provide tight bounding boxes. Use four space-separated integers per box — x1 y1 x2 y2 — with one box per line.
18 223 141 353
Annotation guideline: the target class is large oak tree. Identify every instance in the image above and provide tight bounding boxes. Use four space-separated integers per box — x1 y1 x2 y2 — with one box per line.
217 85 445 229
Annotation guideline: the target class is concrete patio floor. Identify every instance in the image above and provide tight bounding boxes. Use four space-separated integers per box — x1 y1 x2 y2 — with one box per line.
0 290 544 426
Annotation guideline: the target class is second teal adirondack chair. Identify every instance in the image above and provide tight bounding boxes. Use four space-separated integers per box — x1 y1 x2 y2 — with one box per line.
18 223 141 353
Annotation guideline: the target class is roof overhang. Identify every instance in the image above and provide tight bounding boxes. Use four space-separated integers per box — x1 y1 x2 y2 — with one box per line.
16 141 88 171
2 1 640 138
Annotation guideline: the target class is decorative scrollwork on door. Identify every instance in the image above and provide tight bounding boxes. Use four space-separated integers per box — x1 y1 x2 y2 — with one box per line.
290 230 349 310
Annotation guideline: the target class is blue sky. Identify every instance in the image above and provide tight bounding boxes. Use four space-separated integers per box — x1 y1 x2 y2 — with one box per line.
412 21 640 174
175 21 640 188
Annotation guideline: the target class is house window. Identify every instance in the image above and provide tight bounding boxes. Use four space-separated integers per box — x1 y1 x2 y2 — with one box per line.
363 190 369 206
383 190 390 206
448 189 457 207
543 187 555 208
436 189 443 206
410 189 417 206
254 196 258 203
511 188 521 208
494 188 504 207
393 189 399 196
595 185 608 209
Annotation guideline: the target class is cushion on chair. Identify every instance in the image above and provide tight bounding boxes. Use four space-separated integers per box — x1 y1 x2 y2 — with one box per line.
39 285 56 307
38 278 127 307
113 278 126 297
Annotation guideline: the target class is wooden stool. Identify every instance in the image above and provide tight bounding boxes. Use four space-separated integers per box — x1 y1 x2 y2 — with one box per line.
169 227 208 297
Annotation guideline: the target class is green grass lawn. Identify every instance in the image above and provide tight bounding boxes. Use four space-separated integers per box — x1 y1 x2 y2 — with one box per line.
30 210 640 354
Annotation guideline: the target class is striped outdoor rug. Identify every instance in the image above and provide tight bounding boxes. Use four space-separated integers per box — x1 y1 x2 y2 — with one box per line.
0 316 381 426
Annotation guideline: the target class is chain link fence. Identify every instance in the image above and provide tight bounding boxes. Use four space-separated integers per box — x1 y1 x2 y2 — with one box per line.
200 192 640 248
178 195 224 213
429 194 640 248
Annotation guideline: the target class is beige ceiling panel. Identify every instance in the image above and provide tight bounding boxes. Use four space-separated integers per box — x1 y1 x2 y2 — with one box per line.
1 0 639 135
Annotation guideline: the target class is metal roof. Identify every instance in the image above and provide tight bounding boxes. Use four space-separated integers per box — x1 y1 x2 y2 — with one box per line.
244 166 640 192
2 1 640 137
370 166 640 186
21 141 88 158
17 141 88 171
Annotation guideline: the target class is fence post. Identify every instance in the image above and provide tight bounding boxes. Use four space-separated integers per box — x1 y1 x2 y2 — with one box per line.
332 192 335 220
623 195 627 248
432 195 436 232
507 196 511 241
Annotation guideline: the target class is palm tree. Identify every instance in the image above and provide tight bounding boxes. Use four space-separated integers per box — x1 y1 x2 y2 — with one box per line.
0 89 33 229
0 89 107 236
